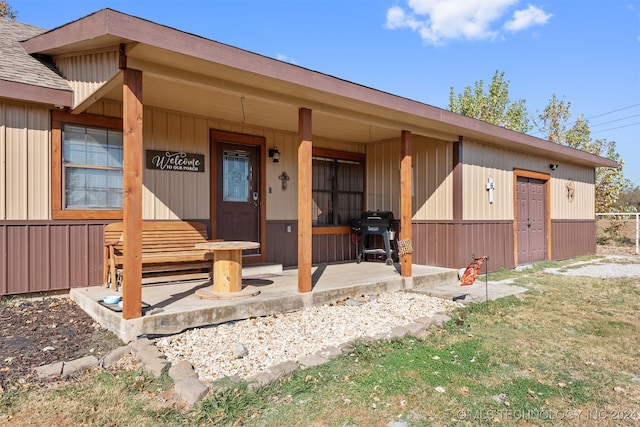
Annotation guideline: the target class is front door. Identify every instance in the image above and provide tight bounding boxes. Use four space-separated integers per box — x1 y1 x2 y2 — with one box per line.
213 134 262 257
516 177 546 264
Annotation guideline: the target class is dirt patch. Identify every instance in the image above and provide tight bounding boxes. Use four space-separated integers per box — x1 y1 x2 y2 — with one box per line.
0 297 123 389
597 245 638 256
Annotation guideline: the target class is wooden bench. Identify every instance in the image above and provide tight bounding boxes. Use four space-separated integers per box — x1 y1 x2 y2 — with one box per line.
104 220 216 289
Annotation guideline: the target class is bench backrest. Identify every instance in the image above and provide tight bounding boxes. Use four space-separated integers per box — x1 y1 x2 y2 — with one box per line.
105 221 209 253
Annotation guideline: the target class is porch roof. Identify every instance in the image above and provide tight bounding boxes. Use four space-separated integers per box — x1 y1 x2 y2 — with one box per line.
20 8 616 169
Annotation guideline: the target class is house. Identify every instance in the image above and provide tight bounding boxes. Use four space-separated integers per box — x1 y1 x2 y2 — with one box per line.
0 9 616 317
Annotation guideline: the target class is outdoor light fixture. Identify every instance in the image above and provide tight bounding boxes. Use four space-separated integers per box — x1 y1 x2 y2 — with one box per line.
268 147 280 163
549 163 558 171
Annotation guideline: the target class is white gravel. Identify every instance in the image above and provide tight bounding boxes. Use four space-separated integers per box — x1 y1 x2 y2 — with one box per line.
545 256 640 278
155 291 460 382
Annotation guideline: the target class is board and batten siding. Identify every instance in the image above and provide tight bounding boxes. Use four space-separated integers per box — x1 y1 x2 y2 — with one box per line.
412 136 453 220
549 165 594 220
61 101 369 222
54 49 120 108
462 139 595 221
0 101 51 220
142 108 210 220
141 107 367 221
367 136 452 220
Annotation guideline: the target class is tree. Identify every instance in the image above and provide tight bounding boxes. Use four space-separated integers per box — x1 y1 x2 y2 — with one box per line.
449 70 532 133
0 0 17 19
616 186 640 212
449 72 630 213
536 94 631 213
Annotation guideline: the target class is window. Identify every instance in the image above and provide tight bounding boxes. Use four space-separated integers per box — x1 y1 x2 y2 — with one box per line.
222 150 250 202
312 149 364 226
63 124 123 209
52 112 124 219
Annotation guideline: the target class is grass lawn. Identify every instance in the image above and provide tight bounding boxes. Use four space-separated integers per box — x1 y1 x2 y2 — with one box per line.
1 257 639 426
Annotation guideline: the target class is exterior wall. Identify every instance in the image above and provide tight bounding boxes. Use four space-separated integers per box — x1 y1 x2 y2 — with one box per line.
143 108 211 220
366 139 400 214
462 139 595 221
412 221 515 271
86 99 122 118
54 49 120 108
0 97 601 292
0 100 368 293
412 136 453 220
0 100 51 221
552 220 596 259
462 141 515 221
0 221 105 295
550 165 594 219
366 135 452 220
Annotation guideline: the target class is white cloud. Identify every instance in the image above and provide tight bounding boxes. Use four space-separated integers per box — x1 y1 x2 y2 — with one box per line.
276 54 297 65
504 4 553 32
385 0 551 45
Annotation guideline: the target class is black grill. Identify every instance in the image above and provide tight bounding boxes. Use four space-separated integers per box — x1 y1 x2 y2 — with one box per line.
351 211 395 265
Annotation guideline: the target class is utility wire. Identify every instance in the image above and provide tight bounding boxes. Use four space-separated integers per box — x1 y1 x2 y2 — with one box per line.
592 121 640 134
590 114 640 128
585 104 640 121
567 104 640 129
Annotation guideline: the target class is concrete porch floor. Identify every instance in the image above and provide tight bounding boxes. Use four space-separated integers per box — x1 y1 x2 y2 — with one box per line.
71 261 463 342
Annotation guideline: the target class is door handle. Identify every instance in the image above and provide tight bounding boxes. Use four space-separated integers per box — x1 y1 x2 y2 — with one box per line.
527 218 531 228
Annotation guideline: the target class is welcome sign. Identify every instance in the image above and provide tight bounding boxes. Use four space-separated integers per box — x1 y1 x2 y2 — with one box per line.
146 150 205 172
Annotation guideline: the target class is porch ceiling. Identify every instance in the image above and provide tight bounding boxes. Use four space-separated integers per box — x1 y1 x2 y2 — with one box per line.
100 43 459 144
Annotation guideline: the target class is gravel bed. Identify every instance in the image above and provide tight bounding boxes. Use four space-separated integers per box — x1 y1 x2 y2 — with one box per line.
545 256 640 278
155 291 460 382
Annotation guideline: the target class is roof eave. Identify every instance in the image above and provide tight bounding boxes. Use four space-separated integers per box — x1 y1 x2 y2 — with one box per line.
20 8 618 169
0 79 73 107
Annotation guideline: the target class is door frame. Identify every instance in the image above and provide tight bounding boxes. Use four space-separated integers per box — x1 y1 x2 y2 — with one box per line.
513 169 552 265
210 129 266 264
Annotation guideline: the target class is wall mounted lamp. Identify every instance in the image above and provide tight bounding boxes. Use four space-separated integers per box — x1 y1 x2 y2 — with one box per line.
549 163 558 171
268 147 280 163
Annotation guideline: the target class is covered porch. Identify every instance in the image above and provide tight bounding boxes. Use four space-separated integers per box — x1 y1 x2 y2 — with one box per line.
70 262 459 342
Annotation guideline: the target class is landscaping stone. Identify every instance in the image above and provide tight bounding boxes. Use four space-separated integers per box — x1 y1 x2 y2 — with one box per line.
173 377 209 406
169 360 199 380
298 354 328 368
33 361 63 379
429 314 451 327
404 321 428 337
389 326 409 338
316 346 341 360
62 355 99 378
102 345 132 368
130 339 167 377
269 360 298 377
246 371 277 390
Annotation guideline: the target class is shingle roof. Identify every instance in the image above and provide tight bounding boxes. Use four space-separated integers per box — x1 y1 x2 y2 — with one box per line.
0 17 71 92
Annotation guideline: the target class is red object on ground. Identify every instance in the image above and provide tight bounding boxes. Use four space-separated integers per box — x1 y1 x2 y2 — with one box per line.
460 256 486 286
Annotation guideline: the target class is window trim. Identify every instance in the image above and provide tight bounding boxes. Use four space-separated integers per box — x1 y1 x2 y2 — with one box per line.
52 111 124 220
311 147 365 234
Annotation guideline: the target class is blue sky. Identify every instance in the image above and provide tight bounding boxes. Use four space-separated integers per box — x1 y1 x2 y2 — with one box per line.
12 0 640 186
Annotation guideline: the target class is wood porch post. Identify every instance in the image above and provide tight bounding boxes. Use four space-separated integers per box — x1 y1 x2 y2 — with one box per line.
400 130 412 278
297 108 312 293
122 68 143 319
